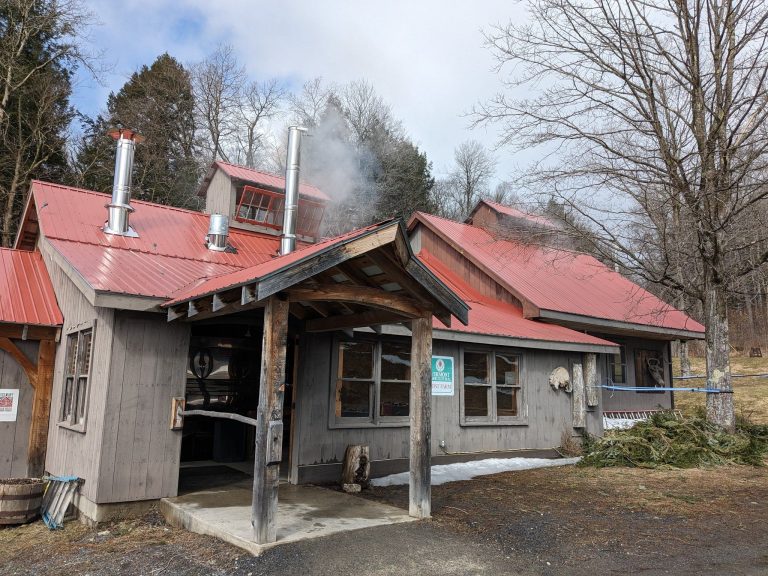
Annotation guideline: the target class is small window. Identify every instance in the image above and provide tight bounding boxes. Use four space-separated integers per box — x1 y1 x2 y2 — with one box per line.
61 327 94 429
235 185 325 238
462 348 524 424
235 186 285 229
334 339 411 426
608 345 627 384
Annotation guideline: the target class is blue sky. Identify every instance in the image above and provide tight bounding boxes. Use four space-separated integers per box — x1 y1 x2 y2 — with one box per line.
72 1 531 185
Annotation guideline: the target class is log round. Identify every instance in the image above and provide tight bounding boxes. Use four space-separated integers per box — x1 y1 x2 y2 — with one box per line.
0 478 44 525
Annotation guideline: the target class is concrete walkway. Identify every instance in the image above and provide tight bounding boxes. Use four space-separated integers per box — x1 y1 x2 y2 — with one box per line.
160 480 415 555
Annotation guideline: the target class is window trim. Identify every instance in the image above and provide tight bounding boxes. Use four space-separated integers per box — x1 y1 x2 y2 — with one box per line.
607 343 628 385
58 322 96 433
459 345 528 427
329 335 412 429
235 185 326 238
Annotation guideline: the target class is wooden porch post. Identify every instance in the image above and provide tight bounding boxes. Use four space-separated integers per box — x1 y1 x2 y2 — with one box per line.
409 315 432 518
27 339 56 477
252 295 289 544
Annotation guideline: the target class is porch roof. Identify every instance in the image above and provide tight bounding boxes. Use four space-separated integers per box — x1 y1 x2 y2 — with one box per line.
0 248 62 329
163 219 469 328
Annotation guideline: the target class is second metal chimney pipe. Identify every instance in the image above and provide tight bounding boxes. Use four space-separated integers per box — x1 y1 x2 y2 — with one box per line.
280 126 308 255
104 128 142 237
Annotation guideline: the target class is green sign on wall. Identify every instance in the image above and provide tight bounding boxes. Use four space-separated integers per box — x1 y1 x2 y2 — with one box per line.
431 356 454 396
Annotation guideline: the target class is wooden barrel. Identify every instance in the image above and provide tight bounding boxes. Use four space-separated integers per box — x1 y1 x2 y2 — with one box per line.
0 478 44 525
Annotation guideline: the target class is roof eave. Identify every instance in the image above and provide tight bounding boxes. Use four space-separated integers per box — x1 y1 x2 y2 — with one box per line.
362 324 618 354
536 309 705 340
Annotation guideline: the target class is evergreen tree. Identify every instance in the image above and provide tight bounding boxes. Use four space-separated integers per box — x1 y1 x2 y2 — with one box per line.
73 53 199 209
0 0 77 246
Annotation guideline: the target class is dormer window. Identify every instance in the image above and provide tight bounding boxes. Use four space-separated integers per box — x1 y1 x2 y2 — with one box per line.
235 185 325 238
236 186 285 229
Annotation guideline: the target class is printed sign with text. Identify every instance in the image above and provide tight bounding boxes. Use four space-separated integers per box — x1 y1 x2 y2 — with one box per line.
431 356 454 396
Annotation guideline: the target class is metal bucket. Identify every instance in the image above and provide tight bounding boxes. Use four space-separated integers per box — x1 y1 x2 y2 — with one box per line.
0 478 44 525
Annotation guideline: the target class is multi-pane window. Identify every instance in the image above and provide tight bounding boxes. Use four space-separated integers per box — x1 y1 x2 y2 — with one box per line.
335 339 410 424
61 328 93 428
462 349 523 423
608 345 627 384
235 185 325 238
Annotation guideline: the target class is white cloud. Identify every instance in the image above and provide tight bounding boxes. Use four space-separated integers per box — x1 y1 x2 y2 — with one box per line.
75 0 532 186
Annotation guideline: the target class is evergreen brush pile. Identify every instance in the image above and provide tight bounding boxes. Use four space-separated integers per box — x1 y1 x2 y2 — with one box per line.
581 412 768 468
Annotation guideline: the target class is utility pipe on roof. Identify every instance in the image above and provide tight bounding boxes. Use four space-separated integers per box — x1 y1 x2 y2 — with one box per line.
104 128 143 237
280 126 308 255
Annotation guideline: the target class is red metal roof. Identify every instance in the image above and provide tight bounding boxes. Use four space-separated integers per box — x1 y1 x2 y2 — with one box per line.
212 161 330 201
164 221 389 306
0 248 62 326
412 212 704 334
29 181 292 299
477 199 559 228
418 250 616 348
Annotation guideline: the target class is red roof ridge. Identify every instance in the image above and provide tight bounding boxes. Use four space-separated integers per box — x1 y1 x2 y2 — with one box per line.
31 180 212 218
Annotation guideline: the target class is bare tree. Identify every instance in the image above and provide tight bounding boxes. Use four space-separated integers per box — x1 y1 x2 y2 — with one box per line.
474 0 768 431
235 78 285 169
288 77 331 128
191 44 244 162
0 0 97 131
447 140 497 219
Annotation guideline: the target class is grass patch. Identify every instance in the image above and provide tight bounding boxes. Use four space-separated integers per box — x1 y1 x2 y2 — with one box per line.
581 412 768 468
672 355 768 424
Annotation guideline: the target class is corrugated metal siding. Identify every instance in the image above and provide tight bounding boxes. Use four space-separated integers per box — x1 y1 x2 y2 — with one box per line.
0 248 62 326
413 212 704 333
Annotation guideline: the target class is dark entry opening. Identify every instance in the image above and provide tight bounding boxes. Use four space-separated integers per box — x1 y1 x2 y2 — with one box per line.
178 313 298 492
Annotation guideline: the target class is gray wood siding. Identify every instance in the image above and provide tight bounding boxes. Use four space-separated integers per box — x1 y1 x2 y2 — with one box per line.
40 238 115 502
600 337 672 412
97 312 189 503
204 168 236 217
294 333 604 476
0 341 38 477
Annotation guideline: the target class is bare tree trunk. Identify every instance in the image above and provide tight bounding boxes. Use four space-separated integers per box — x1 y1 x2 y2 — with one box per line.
679 340 692 377
704 277 735 432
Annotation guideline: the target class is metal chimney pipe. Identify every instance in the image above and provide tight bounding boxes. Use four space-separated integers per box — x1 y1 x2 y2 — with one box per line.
104 128 142 237
206 213 230 251
280 126 308 255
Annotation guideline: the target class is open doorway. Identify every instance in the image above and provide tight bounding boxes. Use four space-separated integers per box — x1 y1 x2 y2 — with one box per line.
177 313 297 494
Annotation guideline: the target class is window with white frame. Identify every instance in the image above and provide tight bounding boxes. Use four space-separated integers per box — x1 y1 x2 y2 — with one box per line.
462 348 523 423
333 339 410 425
60 327 93 429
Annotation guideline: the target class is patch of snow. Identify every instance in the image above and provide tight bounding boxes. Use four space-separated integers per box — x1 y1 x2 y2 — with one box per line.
370 457 581 487
603 417 642 430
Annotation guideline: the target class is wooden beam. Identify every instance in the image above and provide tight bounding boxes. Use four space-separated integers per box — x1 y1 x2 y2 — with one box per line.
288 303 307 319
0 324 58 341
252 295 289 544
305 310 412 332
367 250 435 304
242 284 258 305
212 289 241 312
257 223 399 301
287 284 425 318
27 339 55 476
409 315 432 519
0 337 37 386
167 305 187 322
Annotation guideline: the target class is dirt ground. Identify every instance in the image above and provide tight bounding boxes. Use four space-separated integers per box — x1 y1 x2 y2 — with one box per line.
2 463 767 575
